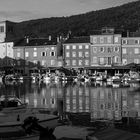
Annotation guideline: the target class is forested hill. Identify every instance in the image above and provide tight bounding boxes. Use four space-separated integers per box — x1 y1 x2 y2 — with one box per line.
15 0 140 38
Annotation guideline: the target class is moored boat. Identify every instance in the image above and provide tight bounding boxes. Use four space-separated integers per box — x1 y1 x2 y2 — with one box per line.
96 75 103 81
43 75 51 83
0 95 27 112
112 73 122 83
122 72 140 83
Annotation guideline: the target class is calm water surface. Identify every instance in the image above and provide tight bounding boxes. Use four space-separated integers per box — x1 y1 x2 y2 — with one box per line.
0 80 140 124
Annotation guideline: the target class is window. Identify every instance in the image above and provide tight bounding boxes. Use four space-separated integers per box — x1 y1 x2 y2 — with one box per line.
51 60 55 65
58 61 62 67
122 59 127 65
72 45 76 49
100 37 104 43
25 52 29 57
79 60 83 66
122 48 127 54
85 45 89 49
79 45 82 49
114 47 119 52
41 52 46 56
107 36 111 43
114 56 119 63
17 52 20 57
93 47 97 53
134 59 139 64
72 60 76 66
114 37 119 43
66 45 70 49
85 52 89 57
50 51 55 56
135 40 139 44
66 52 70 57
0 26 4 32
79 52 83 57
100 47 104 52
85 60 89 65
66 60 70 66
41 60 46 65
99 57 105 65
33 52 37 57
107 47 112 53
134 48 139 54
107 57 112 65
93 37 97 43
92 57 98 64
34 48 37 51
122 40 127 44
72 52 76 57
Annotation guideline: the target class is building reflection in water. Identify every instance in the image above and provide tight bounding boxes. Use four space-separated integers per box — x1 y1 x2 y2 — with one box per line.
63 82 140 121
23 82 60 111
64 83 90 113
0 81 140 122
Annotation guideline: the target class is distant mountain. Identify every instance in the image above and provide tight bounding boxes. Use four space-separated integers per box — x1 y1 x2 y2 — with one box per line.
15 0 140 38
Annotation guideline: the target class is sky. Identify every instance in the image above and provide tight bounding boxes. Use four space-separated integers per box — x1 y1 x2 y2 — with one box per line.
0 0 137 22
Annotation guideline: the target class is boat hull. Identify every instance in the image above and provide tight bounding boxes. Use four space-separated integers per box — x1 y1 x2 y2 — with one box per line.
1 104 27 112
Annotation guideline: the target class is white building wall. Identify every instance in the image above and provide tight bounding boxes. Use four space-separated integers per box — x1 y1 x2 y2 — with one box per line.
0 42 14 58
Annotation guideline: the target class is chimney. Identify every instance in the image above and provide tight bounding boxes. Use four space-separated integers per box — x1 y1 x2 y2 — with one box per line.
57 36 60 42
26 37 29 44
49 35 51 41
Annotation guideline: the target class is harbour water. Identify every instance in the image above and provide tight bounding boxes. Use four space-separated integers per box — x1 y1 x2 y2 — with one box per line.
0 80 140 125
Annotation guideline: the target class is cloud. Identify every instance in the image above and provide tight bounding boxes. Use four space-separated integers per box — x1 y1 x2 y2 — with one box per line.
0 11 47 22
0 0 138 22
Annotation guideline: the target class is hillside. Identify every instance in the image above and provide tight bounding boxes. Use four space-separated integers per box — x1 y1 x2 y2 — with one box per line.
15 0 140 38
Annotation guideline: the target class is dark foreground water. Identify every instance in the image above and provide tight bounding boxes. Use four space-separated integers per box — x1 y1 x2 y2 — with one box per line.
0 80 140 126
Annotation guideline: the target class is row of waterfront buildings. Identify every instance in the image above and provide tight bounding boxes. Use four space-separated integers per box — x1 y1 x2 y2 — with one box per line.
1 20 140 75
